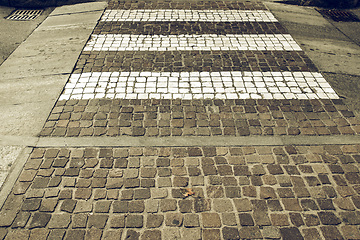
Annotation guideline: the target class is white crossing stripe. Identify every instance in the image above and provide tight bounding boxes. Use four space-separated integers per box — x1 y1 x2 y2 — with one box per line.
101 9 278 22
59 72 339 100
84 34 302 51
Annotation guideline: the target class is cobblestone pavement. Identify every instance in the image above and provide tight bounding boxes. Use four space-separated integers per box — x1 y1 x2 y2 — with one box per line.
2 146 360 239
39 0 359 137
41 99 360 137
1 0 360 239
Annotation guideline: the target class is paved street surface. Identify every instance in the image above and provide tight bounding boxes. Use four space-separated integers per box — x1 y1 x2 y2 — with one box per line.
1 0 360 239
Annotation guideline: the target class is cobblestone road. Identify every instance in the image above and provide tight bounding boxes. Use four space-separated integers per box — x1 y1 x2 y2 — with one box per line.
1 0 360 239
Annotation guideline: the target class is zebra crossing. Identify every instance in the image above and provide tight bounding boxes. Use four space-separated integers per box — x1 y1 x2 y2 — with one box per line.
41 0 360 138
58 1 338 101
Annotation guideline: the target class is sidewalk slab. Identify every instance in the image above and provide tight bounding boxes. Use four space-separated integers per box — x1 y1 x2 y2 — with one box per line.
0 1 106 137
266 2 360 76
0 1 107 220
0 75 69 137
50 1 107 15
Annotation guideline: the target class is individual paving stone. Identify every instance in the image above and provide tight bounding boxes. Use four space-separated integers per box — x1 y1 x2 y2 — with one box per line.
29 212 51 229
207 186 225 198
267 200 283 211
60 199 77 213
124 179 140 188
134 189 151 199
302 228 321 240
222 227 240 240
282 198 302 211
242 186 257 197
85 228 103 240
222 213 237 226
179 199 193 213
0 210 17 227
21 198 42 211
253 211 271 226
103 229 123 239
300 199 319 211
165 213 184 227
88 214 109 229
318 211 341 225
339 211 360 225
334 197 356 210
271 214 290 226
4 229 30 240
64 230 86 240
141 230 161 240
202 213 221 228
290 213 304 227
181 228 201 240
48 229 66 240
40 199 58 212
95 201 111 213
146 214 164 228
239 226 263 239
262 226 281 239
239 213 255 226
280 227 304 240
29 228 50 240
125 215 143 228
73 214 89 228
160 199 177 212
140 168 157 178
320 226 344 240
213 199 234 212
74 201 93 213
106 178 123 189
129 200 145 213
161 228 181 240
202 229 220 240
317 199 336 210
12 211 31 228
303 214 320 226
113 201 129 213
260 186 277 199
47 214 71 229
183 214 200 227
341 225 360 239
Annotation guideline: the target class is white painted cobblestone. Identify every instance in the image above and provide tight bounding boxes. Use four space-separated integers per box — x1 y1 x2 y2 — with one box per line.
84 34 302 51
101 10 278 22
59 72 339 100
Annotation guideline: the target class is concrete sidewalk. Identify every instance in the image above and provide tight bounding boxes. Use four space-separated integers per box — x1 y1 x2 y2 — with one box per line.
0 0 360 239
0 0 107 203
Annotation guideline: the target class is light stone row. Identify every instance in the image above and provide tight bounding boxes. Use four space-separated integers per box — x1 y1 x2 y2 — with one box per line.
101 9 278 22
59 71 339 100
84 34 302 52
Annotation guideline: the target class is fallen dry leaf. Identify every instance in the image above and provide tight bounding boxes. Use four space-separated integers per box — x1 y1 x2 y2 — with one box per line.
180 188 195 198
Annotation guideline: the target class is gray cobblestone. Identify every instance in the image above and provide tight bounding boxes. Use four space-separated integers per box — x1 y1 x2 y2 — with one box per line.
3 141 360 240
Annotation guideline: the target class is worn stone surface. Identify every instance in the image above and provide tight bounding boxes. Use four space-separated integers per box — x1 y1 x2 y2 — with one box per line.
41 99 360 137
1 0 360 239
1 145 360 239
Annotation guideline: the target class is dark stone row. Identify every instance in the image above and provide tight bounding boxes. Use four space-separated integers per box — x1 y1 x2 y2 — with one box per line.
74 50 318 73
108 0 267 10
40 98 360 137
